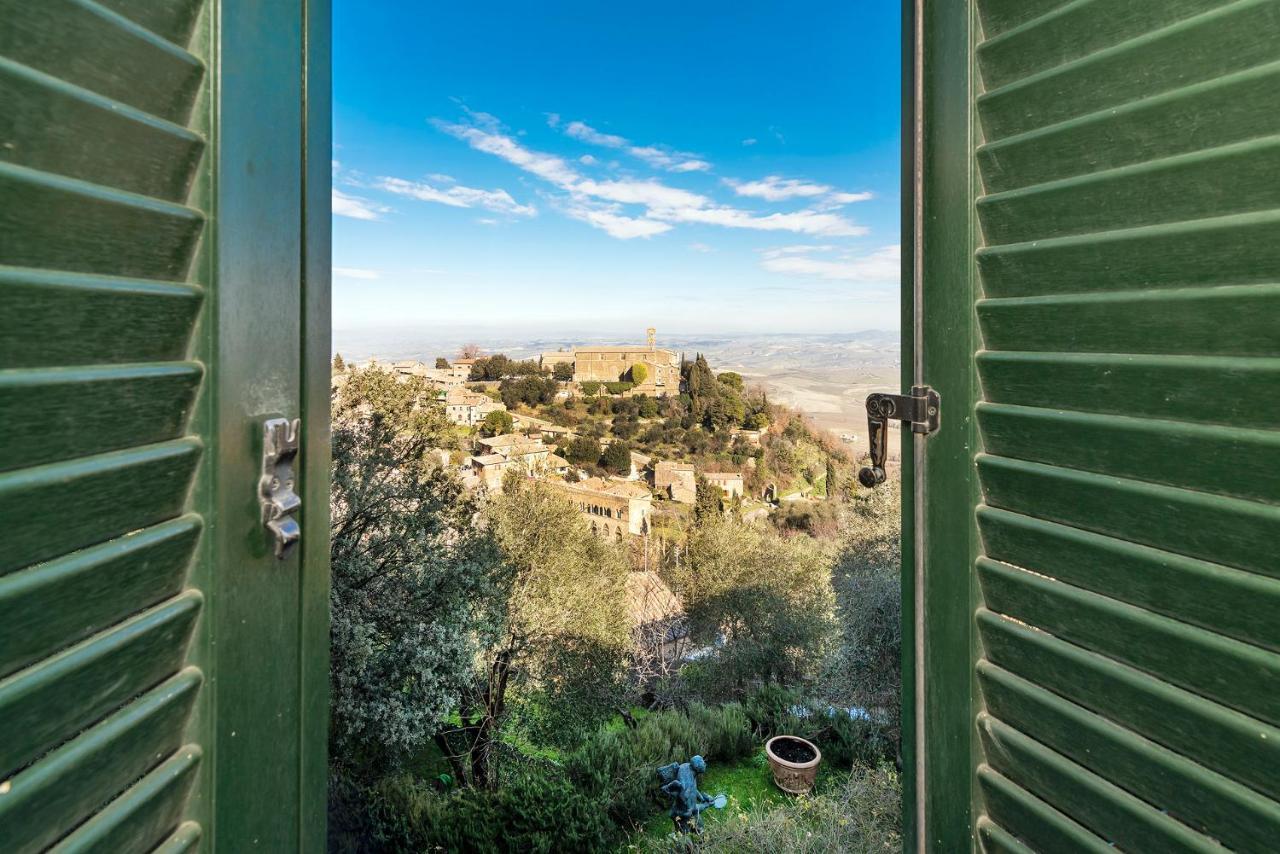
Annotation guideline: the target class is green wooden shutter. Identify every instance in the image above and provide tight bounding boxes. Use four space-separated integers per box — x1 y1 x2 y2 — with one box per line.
911 0 1280 850
0 2 209 850
0 1 330 850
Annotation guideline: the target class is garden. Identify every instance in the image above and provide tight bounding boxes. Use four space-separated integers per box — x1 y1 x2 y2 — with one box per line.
327 364 903 852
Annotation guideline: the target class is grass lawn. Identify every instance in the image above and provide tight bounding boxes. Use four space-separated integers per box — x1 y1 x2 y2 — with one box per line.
624 749 789 849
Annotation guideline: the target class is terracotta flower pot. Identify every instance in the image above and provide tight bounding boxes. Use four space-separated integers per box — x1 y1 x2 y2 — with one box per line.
764 735 822 794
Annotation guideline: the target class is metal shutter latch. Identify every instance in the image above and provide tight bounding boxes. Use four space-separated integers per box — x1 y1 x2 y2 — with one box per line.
858 386 940 488
260 418 302 558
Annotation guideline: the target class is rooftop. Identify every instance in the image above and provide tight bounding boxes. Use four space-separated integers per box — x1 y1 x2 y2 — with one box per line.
560 477 653 500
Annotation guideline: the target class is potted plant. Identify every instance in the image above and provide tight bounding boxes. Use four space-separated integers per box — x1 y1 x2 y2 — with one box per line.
764 734 822 794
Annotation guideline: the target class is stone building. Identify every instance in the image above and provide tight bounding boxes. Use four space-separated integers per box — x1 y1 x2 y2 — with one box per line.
654 461 696 503
704 471 745 499
444 386 505 427
554 477 653 540
540 329 681 395
466 436 569 492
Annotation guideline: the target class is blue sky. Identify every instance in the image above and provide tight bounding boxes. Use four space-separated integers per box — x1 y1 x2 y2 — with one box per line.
333 2 901 336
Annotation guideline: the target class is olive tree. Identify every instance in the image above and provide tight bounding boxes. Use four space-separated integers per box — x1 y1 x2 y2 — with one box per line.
665 519 836 700
329 367 505 776
437 478 631 788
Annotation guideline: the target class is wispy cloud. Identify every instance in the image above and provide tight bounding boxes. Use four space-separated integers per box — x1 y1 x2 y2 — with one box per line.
741 138 758 147
656 206 868 237
725 175 872 206
561 201 673 239
376 176 536 217
759 244 900 281
332 188 389 221
435 118 580 185
335 267 380 280
435 112 869 239
689 242 714 253
629 146 711 173
554 118 711 173
564 120 628 148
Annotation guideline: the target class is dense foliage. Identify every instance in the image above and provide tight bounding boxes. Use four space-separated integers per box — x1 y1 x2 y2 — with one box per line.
327 359 904 851
329 368 504 775
600 439 633 474
481 409 514 436
434 478 632 788
826 479 903 749
469 354 545 380
499 375 558 408
664 518 837 701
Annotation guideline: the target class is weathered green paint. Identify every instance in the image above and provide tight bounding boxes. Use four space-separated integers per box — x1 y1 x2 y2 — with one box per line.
0 1 329 849
913 0 1280 849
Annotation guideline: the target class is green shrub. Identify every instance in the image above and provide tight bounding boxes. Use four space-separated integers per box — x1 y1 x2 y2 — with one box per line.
566 704 754 832
604 381 634 395
580 381 601 396
364 766 619 853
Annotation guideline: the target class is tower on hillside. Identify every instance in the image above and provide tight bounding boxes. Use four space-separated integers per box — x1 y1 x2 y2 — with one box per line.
646 327 657 350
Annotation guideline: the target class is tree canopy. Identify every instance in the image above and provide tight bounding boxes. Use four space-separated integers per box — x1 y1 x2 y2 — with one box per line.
665 517 836 700
439 479 631 785
481 409 514 437
329 368 503 775
600 440 632 474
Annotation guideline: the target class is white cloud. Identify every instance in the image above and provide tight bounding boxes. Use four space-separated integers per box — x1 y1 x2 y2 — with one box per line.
561 201 672 239
741 138 758 146
565 120 628 148
554 119 711 172
762 245 837 257
689 242 714 253
332 188 388 221
334 267 380 280
828 191 874 204
574 178 706 210
725 175 873 206
376 176 536 217
627 145 711 173
434 119 581 187
433 112 869 239
725 176 829 201
655 206 868 237
760 244 900 281
579 154 599 165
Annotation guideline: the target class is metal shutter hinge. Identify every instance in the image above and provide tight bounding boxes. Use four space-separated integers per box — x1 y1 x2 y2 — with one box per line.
858 386 940 488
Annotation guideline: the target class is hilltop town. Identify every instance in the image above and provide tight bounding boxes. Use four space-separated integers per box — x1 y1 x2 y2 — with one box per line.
332 330 855 553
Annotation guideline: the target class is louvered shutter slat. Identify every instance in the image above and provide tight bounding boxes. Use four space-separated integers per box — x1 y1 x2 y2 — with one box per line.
967 0 1280 847
0 1 209 849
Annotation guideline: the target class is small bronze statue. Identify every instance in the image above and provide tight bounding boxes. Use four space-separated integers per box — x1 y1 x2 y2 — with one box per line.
658 755 727 834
